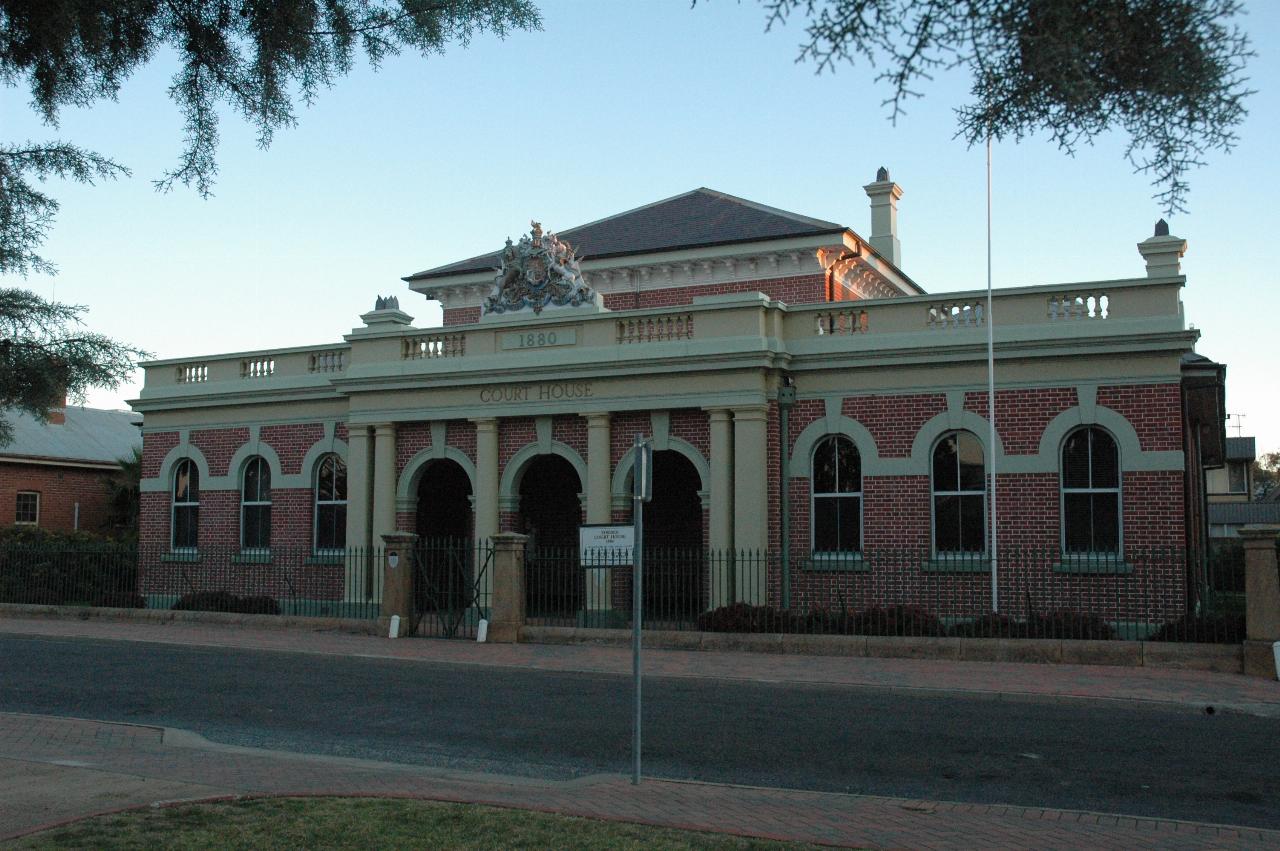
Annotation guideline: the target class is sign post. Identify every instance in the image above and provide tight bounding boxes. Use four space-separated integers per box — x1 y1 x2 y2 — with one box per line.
631 435 653 785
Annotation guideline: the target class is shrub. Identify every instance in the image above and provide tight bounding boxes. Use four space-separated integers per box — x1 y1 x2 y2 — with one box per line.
1148 613 1245 644
1028 610 1116 640
172 590 280 615
852 604 944 637
90 591 147 609
949 613 1029 639
696 603 798 633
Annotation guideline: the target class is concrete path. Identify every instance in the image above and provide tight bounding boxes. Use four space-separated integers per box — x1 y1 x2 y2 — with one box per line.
3 615 1279 849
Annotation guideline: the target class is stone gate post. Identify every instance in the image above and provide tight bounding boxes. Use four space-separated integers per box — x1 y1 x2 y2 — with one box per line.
379 531 418 638
1241 525 1280 679
489 532 529 643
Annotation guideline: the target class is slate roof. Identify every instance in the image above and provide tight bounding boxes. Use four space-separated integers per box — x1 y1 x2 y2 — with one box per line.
1 407 141 466
1226 436 1256 461
1208 502 1280 525
404 188 848 282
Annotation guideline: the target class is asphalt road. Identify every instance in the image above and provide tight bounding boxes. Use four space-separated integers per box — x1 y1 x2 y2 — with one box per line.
2 633 1277 829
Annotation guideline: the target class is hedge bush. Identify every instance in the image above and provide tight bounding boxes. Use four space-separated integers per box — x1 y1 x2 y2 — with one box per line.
1148 613 1245 644
172 590 281 615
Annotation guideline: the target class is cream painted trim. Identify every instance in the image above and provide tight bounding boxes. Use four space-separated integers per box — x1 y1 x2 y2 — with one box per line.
1037 404 1184 472
498 441 588 501
611 437 709 501
397 447 478 502
226 441 282 488
144 443 211 493
788 415 882 477
296 436 349 490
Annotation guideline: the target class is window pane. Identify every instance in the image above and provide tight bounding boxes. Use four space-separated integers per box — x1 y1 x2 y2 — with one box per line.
934 494 960 552
317 505 346 550
813 497 839 552
318 457 335 501
243 458 261 501
1062 430 1091 488
1090 430 1119 488
174 462 191 501
1228 462 1247 494
1091 492 1119 552
957 433 985 491
1063 492 1092 552
837 496 861 551
174 505 198 549
243 505 271 549
15 493 37 523
333 458 347 500
836 439 861 493
812 438 838 493
959 494 986 553
933 436 958 491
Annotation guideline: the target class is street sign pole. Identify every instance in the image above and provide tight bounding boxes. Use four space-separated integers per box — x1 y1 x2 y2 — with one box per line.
631 435 652 785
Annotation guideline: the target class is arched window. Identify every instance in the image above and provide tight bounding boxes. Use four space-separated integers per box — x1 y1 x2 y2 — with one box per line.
932 431 985 555
1061 427 1120 553
314 454 347 551
172 459 199 551
811 435 862 554
241 456 272 551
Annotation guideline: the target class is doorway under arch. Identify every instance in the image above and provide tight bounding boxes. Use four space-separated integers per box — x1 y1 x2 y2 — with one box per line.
413 458 474 628
638 450 704 620
519 454 583 618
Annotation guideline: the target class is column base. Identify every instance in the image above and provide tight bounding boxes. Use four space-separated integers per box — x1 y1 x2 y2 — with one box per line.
1243 640 1279 679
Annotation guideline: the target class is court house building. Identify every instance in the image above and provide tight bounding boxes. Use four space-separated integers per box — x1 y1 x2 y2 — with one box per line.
131 171 1226 625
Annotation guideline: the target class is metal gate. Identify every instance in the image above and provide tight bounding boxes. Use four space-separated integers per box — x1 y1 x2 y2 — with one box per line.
411 538 492 639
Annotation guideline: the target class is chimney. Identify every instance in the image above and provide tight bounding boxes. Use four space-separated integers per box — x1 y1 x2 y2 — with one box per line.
49 392 67 426
1137 219 1187 278
863 166 903 267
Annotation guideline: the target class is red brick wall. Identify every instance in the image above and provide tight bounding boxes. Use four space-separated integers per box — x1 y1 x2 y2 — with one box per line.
964 388 1076 455
261 423 324 475
189 427 249 477
443 306 481 326
141 432 178 478
601 274 826 311
1 462 115 534
1097 384 1183 451
843 394 947 458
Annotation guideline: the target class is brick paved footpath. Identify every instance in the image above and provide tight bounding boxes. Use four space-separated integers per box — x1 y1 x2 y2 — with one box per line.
2 616 1280 848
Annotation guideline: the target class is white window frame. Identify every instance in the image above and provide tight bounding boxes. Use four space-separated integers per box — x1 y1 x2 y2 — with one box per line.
810 435 863 557
240 456 272 552
313 453 348 553
15 491 39 525
930 430 986 558
171 459 200 552
1059 426 1123 556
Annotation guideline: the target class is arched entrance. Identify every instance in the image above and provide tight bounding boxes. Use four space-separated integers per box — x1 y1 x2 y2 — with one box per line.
640 450 704 620
519 454 583 618
413 459 474 629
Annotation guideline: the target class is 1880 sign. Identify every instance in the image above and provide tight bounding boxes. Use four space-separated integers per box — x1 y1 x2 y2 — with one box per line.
479 382 594 403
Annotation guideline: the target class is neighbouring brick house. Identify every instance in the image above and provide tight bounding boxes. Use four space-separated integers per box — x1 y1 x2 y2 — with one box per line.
131 173 1226 627
1 404 142 535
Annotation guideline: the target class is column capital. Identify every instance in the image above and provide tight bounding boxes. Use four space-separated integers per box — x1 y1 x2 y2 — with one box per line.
471 416 499 431
373 421 397 436
583 411 612 427
705 407 733 423
732 404 770 421
1239 524 1280 546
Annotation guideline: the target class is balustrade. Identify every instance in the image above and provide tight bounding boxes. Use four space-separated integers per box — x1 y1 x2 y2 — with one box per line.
403 333 466 359
1048 292 1109 321
616 313 693 344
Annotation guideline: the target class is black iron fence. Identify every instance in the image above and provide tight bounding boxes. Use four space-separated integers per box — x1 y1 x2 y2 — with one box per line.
0 544 381 619
411 538 493 639
525 545 1249 643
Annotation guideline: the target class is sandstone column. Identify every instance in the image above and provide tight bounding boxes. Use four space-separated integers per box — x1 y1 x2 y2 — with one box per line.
344 425 372 603
1242 525 1280 679
379 531 418 637
733 405 769 604
488 532 529 643
583 412 615 623
370 422 397 603
707 408 735 607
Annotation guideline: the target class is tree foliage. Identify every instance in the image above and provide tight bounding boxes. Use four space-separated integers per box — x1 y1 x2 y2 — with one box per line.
0 288 146 444
759 0 1253 213
1255 450 1280 501
0 0 541 275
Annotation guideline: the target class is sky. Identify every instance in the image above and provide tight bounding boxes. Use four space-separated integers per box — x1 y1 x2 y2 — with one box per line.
5 1 1278 453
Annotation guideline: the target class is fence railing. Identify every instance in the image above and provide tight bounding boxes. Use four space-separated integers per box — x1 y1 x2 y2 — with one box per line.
0 545 382 620
524 545 1246 643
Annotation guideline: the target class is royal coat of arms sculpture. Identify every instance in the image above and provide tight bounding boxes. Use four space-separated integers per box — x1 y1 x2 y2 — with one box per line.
482 221 598 316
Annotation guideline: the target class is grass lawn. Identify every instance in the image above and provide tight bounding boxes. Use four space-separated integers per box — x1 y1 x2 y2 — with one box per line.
13 797 833 850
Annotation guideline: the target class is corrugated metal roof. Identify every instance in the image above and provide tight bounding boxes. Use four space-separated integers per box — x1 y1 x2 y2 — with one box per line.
1208 502 1280 525
1225 436 1256 461
1 406 141 466
404 188 847 281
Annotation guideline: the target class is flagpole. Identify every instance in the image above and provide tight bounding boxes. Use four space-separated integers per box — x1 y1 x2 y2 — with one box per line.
986 134 999 613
